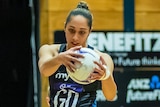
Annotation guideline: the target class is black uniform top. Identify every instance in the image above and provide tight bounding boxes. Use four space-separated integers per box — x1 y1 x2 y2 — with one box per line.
49 44 100 107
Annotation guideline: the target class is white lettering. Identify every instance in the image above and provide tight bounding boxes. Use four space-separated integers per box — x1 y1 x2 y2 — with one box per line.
88 32 98 49
126 89 160 103
141 56 160 66
114 57 141 66
127 79 150 90
135 33 142 51
87 32 160 52
141 33 153 51
114 33 124 51
153 33 160 51
125 32 135 51
55 73 69 81
98 32 113 51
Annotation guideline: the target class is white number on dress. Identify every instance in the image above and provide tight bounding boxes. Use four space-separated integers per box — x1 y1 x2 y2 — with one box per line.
54 89 79 107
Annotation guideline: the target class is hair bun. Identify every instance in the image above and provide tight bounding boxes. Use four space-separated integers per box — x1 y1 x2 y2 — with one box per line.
76 1 89 10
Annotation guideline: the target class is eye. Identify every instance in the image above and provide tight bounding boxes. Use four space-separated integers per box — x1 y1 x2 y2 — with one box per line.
68 29 75 33
79 31 86 35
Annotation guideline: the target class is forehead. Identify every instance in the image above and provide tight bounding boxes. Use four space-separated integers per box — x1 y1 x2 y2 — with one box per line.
67 15 89 28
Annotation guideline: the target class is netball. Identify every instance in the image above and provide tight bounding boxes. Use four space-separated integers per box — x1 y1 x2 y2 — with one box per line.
67 48 100 84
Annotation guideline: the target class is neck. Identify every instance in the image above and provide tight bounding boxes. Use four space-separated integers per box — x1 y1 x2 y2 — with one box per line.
66 43 87 50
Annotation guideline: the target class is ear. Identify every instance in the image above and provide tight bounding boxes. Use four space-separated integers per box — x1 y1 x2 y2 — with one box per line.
89 27 93 33
64 22 66 32
64 21 66 27
64 28 66 33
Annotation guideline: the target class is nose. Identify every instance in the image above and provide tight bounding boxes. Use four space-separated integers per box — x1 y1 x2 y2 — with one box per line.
72 33 79 41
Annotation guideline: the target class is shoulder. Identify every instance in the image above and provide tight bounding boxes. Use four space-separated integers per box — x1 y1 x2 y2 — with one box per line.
94 49 112 60
38 44 61 56
39 44 61 52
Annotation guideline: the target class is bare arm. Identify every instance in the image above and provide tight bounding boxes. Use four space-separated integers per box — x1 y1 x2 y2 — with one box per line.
100 53 117 101
90 50 117 101
38 44 84 77
38 44 62 77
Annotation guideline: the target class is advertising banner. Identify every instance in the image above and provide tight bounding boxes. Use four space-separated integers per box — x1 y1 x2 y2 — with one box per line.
87 31 160 67
97 71 160 107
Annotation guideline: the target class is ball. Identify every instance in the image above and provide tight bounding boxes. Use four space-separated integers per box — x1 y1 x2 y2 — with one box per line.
67 47 100 84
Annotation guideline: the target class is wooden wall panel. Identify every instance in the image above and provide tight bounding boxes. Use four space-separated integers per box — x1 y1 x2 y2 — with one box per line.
135 0 160 11
135 0 160 30
40 11 49 44
135 12 160 30
40 76 49 107
48 0 123 11
92 12 123 30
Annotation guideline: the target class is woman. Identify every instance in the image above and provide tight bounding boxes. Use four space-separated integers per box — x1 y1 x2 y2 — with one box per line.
38 1 117 107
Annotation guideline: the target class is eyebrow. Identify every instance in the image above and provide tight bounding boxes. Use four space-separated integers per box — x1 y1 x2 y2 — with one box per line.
69 26 88 30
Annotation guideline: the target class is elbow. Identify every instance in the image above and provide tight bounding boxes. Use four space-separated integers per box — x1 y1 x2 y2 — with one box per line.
38 61 50 77
103 85 118 101
105 93 118 101
39 66 50 77
40 71 48 77
39 69 47 77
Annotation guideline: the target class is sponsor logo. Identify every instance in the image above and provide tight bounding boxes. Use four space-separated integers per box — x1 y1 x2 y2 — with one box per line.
88 32 160 52
126 75 160 103
55 73 69 81
88 32 160 67
113 56 160 67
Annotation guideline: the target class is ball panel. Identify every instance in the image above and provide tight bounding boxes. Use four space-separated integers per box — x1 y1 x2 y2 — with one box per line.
67 48 100 84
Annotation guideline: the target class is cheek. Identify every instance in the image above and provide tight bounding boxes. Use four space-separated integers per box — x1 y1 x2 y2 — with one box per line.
65 35 70 42
65 33 73 42
84 34 89 40
81 35 89 42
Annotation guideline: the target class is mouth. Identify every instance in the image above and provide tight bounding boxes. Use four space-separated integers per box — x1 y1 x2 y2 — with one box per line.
71 42 79 46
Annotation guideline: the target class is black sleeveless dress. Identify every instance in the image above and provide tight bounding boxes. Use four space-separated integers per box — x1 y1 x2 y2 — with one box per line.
49 44 100 107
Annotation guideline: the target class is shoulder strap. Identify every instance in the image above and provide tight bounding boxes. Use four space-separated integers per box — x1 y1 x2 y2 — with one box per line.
87 45 94 50
58 44 66 53
59 44 93 53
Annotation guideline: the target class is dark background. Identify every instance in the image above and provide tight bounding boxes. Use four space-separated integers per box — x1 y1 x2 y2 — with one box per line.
0 0 40 107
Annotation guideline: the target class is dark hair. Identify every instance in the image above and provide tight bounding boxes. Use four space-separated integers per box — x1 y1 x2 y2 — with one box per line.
65 1 93 29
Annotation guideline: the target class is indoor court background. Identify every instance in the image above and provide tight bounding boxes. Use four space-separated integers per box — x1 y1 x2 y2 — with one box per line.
0 0 160 107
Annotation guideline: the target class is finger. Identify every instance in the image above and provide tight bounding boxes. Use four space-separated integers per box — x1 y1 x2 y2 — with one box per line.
66 65 74 72
68 59 82 72
71 45 82 51
69 61 77 70
94 61 102 69
71 57 83 64
89 73 101 80
94 58 106 70
71 52 84 58
100 56 106 65
94 67 104 76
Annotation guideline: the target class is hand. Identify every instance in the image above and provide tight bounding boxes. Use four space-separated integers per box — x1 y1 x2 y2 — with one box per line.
88 56 107 80
59 46 84 72
46 96 50 106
